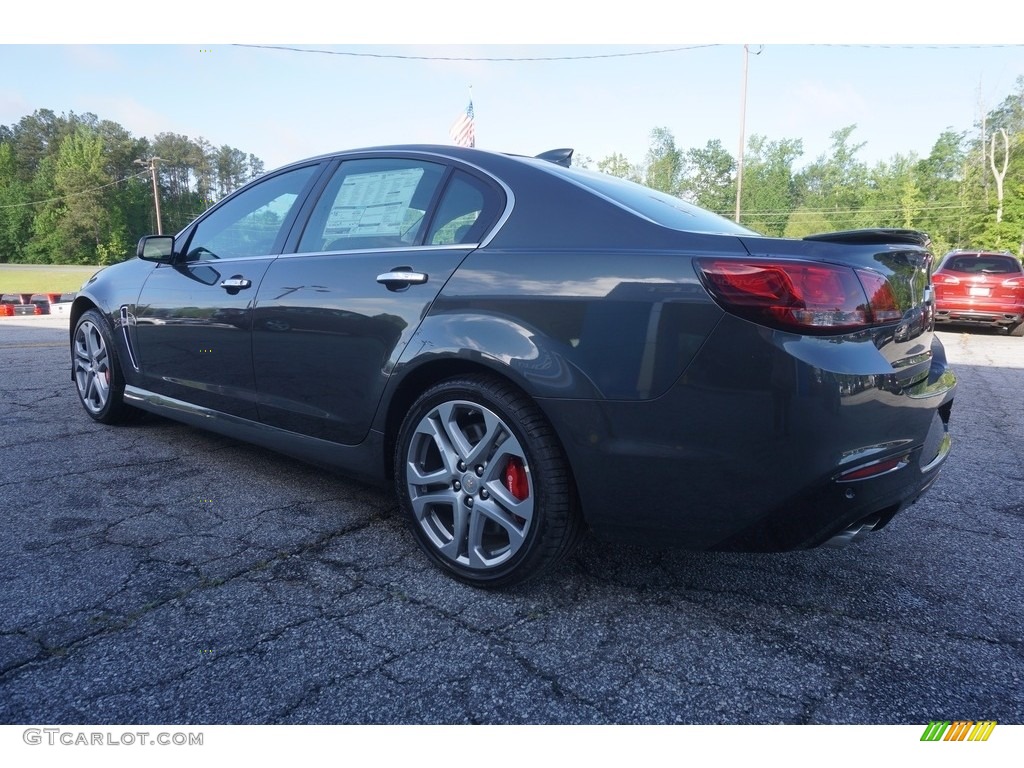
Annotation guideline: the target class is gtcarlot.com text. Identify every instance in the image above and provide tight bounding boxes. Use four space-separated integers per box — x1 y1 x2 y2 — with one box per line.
23 728 203 746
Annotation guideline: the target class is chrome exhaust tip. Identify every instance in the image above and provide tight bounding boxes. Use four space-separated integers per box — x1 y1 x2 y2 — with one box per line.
824 516 881 548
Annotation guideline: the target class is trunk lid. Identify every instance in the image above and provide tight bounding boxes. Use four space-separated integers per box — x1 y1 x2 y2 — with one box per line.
736 228 937 381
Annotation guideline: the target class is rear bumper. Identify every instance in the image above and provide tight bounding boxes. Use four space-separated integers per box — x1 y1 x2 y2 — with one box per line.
539 317 956 551
935 306 1023 327
716 411 952 551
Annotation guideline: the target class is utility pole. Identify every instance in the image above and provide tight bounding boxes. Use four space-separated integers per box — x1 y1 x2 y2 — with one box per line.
135 157 164 234
737 45 761 224
737 44 753 224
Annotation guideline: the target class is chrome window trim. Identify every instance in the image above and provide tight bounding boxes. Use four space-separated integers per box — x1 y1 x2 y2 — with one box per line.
276 243 479 259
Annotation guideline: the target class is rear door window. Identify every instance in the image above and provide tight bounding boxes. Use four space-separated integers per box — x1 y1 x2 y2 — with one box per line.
297 159 447 252
426 170 502 245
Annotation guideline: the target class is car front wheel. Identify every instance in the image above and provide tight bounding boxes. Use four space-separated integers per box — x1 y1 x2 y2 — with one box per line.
395 375 583 587
72 309 137 424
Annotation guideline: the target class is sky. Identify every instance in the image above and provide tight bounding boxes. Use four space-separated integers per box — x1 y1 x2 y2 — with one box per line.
1 3 1022 177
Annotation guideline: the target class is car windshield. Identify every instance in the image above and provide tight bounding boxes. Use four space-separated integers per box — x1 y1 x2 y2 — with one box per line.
942 253 1022 274
520 157 759 237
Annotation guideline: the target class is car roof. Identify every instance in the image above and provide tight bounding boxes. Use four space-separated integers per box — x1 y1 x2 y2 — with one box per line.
270 144 539 170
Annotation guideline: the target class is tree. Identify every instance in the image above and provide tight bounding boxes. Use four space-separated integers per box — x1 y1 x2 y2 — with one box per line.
216 145 248 196
643 127 684 196
1 108 266 264
915 130 970 248
681 139 735 214
968 83 1024 252
738 135 803 236
857 154 921 232
783 206 833 239
796 125 871 231
990 128 1010 224
0 142 31 262
596 152 639 182
248 153 265 180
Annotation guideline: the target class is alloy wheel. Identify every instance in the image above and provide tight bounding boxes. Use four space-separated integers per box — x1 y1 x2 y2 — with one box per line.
404 399 534 571
73 319 112 415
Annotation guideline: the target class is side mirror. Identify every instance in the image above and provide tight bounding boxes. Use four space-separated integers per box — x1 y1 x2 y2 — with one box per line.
137 235 175 263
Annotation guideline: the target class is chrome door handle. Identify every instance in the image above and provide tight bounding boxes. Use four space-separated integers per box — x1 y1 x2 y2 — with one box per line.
377 270 428 290
220 278 252 290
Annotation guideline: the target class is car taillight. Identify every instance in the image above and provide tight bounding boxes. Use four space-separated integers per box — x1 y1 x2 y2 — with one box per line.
695 259 904 333
1003 277 1022 288
856 269 903 322
932 273 960 285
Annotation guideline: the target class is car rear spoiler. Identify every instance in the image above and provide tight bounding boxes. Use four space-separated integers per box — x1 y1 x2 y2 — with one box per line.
535 148 574 167
804 228 932 249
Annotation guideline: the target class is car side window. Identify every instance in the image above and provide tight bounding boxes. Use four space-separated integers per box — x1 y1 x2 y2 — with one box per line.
183 165 319 261
297 159 446 253
425 170 499 246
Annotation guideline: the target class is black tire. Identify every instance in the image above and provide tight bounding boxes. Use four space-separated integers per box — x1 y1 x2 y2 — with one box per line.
1009 321 1024 337
72 308 138 424
394 375 584 587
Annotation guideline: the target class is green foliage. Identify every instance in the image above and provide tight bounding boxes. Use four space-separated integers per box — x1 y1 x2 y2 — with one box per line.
643 127 684 196
52 127 114 263
96 227 131 266
795 125 871 231
0 109 266 265
596 152 639 182
682 139 735 214
738 135 803 236
597 108 1023 256
0 142 32 262
783 207 832 238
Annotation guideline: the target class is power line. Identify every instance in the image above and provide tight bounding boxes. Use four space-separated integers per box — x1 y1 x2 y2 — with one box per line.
815 43 1024 51
0 171 149 210
231 43 721 62
231 43 1024 63
731 202 976 217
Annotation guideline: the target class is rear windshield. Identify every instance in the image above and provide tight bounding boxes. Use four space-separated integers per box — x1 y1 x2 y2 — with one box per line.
941 253 1023 274
521 158 758 236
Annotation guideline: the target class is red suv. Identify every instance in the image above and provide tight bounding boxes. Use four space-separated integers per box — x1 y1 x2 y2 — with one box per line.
933 251 1024 337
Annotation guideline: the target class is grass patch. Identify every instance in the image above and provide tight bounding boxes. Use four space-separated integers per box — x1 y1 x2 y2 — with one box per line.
0 265 103 294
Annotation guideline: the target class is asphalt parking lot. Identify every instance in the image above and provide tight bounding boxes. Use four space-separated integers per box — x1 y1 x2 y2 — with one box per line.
0 315 1021 725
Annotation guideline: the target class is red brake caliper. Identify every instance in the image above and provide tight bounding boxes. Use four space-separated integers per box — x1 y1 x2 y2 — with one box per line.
504 457 529 501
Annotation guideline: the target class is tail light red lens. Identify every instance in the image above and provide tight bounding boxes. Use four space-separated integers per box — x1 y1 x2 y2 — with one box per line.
932 273 960 285
855 269 903 323
696 259 904 333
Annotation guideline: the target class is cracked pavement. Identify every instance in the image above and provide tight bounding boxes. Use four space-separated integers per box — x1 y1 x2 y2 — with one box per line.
0 317 1021 724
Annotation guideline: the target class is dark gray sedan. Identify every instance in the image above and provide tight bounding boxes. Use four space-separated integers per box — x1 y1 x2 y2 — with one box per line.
70 145 956 586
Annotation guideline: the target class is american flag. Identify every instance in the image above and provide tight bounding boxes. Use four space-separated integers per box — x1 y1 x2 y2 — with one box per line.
449 100 475 148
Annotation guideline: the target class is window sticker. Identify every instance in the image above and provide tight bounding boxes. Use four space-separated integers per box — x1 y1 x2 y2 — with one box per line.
325 168 424 238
